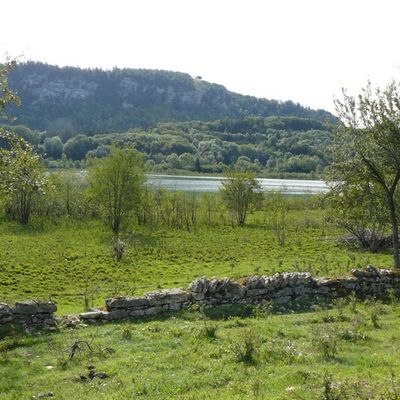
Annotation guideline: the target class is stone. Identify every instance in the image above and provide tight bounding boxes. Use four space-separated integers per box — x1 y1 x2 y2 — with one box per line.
340 278 359 291
37 302 57 314
245 275 269 290
271 287 293 298
0 303 12 323
105 297 149 310
208 278 220 293
79 311 107 320
104 309 131 321
146 288 189 305
144 306 162 316
191 292 205 301
292 285 309 296
188 277 209 293
0 303 12 315
12 300 39 315
315 278 338 287
246 288 269 297
273 295 292 305
364 265 380 276
168 302 182 311
37 392 55 398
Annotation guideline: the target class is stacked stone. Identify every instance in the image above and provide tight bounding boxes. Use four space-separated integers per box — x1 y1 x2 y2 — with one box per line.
246 272 316 305
350 265 400 298
188 277 244 305
79 288 191 323
188 272 317 307
7 265 400 328
0 301 57 330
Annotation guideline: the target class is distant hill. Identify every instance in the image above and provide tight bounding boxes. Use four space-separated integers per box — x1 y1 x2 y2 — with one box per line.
7 62 336 135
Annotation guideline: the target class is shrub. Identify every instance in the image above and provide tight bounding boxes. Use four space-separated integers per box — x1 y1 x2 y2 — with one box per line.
112 237 126 261
232 330 259 364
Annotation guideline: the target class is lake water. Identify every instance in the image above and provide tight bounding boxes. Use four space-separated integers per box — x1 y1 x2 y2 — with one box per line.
147 175 328 195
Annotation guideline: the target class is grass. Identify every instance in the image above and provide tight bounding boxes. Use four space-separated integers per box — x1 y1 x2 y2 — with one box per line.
1 301 400 399
0 195 399 398
0 205 394 314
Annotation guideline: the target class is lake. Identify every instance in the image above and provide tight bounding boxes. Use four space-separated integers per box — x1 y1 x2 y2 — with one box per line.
147 175 328 194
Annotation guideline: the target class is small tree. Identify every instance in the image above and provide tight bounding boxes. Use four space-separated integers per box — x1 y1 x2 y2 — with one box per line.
0 60 47 224
0 130 47 224
329 81 400 267
0 59 20 117
88 146 145 235
220 170 262 226
325 180 390 252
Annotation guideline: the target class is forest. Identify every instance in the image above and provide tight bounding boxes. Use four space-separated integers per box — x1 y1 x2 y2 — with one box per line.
4 115 333 176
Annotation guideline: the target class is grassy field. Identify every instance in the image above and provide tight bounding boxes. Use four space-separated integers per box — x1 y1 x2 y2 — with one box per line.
1 194 399 399
0 201 394 314
1 300 400 399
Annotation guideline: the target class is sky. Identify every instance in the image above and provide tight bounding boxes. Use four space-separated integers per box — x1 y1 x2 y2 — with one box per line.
2 0 400 113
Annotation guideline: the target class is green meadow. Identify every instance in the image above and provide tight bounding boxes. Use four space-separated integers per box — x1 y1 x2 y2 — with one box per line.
0 195 393 314
1 193 398 399
1 300 400 399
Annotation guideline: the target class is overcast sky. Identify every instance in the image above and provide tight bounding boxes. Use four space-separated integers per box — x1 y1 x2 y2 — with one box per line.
2 0 400 113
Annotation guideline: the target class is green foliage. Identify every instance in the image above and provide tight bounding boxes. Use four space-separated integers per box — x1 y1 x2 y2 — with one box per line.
0 59 20 119
221 170 263 226
44 136 63 159
63 134 95 160
325 181 390 252
232 329 259 364
88 146 144 234
6 116 334 176
329 81 400 267
0 130 47 224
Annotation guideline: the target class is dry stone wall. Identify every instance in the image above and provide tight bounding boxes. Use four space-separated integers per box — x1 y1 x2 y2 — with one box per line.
79 265 400 323
2 266 399 329
0 300 57 330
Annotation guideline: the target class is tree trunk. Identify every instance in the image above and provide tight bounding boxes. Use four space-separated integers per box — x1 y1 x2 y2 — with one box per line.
388 195 400 268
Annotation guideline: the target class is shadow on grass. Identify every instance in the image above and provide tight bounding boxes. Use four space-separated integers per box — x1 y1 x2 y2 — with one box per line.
116 300 328 327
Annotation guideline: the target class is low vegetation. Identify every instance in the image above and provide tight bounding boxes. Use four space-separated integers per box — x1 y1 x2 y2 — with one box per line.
0 198 393 314
2 300 400 399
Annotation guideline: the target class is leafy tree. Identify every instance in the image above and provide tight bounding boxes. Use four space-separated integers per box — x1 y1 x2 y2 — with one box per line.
329 81 400 267
325 181 390 252
194 156 201 172
63 134 93 160
44 136 63 159
0 60 47 225
0 131 47 224
88 146 145 234
220 170 262 226
0 59 20 119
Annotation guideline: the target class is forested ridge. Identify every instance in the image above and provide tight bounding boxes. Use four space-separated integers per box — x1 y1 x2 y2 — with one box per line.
4 62 336 176
8 62 335 134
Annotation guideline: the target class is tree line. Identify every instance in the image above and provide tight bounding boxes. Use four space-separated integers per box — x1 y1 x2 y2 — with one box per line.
3 115 333 177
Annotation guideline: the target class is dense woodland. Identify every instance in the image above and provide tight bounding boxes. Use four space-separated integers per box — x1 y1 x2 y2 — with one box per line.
4 116 333 176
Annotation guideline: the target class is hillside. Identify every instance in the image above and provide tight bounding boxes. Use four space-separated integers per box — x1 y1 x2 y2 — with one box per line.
8 62 335 135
